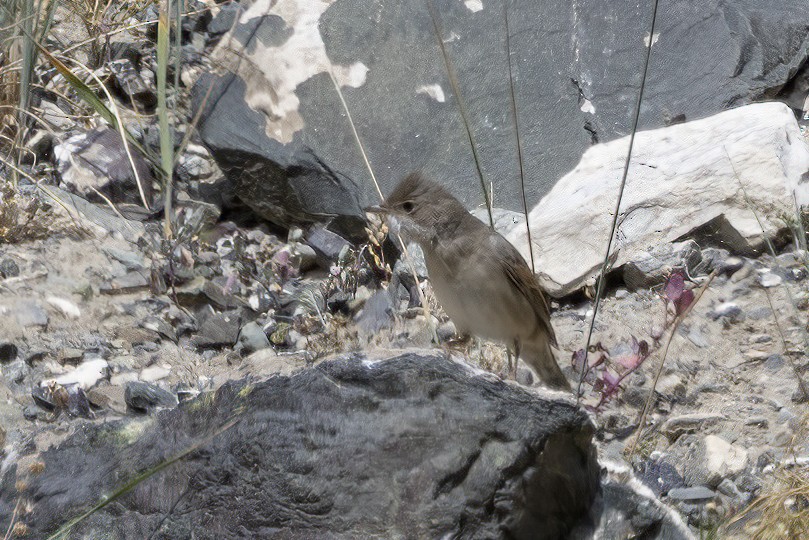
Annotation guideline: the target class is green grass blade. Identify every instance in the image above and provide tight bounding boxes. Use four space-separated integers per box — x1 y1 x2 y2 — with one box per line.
35 43 157 167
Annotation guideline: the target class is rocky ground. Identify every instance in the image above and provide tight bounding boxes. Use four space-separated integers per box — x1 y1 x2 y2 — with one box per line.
2 182 809 537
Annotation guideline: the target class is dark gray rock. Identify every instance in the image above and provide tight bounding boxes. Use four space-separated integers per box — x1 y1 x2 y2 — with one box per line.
236 321 270 355
193 0 809 231
109 58 156 110
636 456 686 497
103 247 146 271
694 247 733 275
141 316 178 343
571 464 693 540
175 277 248 311
13 353 599 539
0 343 18 363
54 127 154 206
622 241 702 290
0 257 20 278
100 271 151 295
393 243 428 308
124 381 179 413
765 353 786 372
207 1 244 36
304 225 353 265
191 311 242 349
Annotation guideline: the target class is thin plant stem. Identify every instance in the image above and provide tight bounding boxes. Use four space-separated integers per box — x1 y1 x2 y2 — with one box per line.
577 0 661 399
327 67 436 341
725 145 809 399
157 0 173 238
59 54 151 209
424 0 493 229
2 497 21 540
46 418 239 540
503 0 535 272
327 69 382 200
627 270 717 458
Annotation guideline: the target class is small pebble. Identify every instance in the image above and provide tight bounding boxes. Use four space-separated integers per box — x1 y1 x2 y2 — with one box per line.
764 354 785 372
758 271 782 288
710 302 741 320
668 486 717 502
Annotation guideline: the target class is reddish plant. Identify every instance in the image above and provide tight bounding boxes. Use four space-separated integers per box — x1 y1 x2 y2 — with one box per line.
573 269 696 410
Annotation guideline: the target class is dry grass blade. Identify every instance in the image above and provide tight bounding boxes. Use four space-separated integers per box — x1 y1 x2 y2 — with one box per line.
725 458 809 538
725 146 809 399
626 269 717 458
327 69 382 200
46 417 239 540
2 496 21 540
157 0 174 238
424 0 493 229
54 52 152 210
577 0 662 400
327 65 435 341
502 0 534 272
35 45 117 126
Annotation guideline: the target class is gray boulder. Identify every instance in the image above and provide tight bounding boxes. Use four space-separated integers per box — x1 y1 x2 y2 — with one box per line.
8 352 599 539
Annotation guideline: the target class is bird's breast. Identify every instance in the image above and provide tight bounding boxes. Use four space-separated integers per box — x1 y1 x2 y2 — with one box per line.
421 243 538 343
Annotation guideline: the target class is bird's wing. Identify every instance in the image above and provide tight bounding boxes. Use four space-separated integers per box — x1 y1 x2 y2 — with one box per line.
491 233 558 347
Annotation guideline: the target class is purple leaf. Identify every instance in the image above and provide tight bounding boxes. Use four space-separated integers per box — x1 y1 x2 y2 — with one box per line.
675 289 695 316
663 271 685 302
664 271 686 302
602 370 619 389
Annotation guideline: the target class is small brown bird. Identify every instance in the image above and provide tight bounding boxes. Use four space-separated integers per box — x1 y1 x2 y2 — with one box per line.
369 172 570 391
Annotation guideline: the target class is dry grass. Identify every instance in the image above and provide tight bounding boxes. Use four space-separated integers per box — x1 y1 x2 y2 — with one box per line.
0 183 54 242
724 414 809 539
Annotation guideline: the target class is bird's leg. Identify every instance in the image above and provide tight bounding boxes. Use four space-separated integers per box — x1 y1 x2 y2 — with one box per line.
512 339 522 380
506 347 513 379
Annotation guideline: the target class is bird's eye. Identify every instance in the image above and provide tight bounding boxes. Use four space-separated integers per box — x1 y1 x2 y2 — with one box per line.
402 201 415 213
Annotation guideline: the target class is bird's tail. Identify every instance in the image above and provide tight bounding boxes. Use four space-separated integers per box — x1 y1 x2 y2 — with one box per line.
522 332 571 392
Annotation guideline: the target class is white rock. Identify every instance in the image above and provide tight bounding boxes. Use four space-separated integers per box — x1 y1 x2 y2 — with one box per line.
44 358 109 389
508 102 809 297
684 434 749 487
45 295 81 319
758 271 783 288
140 365 171 382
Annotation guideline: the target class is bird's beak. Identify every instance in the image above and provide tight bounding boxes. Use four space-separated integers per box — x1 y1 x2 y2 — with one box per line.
364 204 388 214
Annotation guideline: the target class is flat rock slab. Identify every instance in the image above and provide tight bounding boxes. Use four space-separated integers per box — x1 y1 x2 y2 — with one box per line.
508 102 809 297
7 352 599 539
